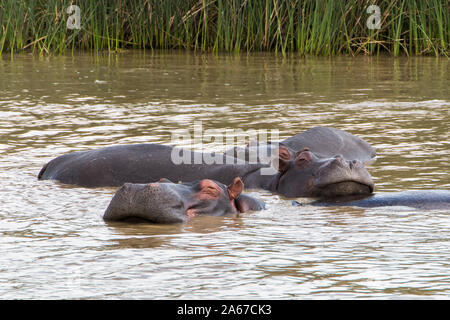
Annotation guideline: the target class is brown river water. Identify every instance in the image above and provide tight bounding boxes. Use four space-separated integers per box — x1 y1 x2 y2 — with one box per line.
0 51 449 299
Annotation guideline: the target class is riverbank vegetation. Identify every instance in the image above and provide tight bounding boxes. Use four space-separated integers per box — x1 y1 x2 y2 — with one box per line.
0 0 448 56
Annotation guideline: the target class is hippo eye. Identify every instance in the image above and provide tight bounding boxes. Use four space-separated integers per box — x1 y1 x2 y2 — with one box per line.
296 158 309 164
295 152 312 168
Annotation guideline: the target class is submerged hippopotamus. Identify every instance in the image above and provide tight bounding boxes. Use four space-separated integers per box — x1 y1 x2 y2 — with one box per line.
38 142 374 198
293 190 450 210
103 177 265 223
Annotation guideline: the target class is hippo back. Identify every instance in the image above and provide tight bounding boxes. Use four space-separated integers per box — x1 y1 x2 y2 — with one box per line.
281 126 376 162
38 143 263 188
310 190 450 210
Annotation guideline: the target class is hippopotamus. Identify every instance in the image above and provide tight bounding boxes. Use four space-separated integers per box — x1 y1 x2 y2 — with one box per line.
103 177 265 223
293 190 450 210
38 142 374 198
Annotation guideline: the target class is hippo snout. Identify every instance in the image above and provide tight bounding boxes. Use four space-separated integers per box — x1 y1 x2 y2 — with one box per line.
329 155 365 171
313 156 374 196
330 154 356 167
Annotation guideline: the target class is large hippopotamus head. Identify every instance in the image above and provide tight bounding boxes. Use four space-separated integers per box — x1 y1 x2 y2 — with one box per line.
103 177 265 224
270 147 374 198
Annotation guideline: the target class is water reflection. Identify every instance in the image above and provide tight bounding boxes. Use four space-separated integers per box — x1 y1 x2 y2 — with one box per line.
104 215 246 249
0 52 448 299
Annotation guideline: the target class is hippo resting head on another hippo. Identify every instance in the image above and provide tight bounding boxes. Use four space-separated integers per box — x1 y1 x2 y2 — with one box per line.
103 177 265 224
263 146 374 198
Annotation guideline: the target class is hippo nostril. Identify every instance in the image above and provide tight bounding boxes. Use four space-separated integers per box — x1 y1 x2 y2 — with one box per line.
331 155 345 165
350 159 361 168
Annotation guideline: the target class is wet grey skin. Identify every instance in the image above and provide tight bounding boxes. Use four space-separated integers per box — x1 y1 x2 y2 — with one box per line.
103 177 265 224
225 126 377 164
38 127 375 198
281 126 376 162
38 144 375 198
267 149 374 198
293 190 450 210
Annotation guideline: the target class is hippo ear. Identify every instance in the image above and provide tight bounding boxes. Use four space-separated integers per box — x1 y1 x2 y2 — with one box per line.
278 145 292 160
227 177 244 200
270 146 291 173
158 178 173 183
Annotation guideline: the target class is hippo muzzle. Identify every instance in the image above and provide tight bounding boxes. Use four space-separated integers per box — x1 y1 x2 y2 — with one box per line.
274 149 375 198
312 155 374 197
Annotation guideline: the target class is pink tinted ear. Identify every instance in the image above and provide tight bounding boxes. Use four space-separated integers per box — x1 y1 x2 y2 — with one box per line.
227 177 244 200
277 146 292 172
158 178 172 183
270 147 291 172
278 145 292 160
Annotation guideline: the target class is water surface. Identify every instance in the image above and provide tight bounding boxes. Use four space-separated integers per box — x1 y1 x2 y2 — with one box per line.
0 52 449 299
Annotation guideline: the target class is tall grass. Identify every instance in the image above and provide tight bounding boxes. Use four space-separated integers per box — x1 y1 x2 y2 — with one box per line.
0 0 448 56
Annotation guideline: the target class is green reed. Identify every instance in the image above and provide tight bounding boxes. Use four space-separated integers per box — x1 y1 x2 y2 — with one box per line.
0 0 448 56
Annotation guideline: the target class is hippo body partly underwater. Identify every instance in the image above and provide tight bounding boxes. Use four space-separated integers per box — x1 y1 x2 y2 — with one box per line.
293 190 450 211
103 177 265 223
38 127 376 198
